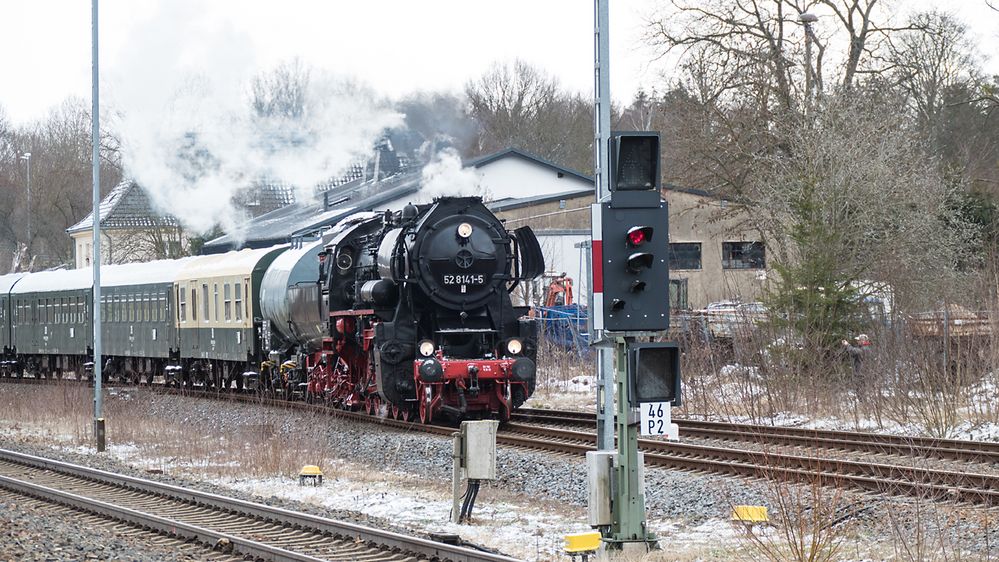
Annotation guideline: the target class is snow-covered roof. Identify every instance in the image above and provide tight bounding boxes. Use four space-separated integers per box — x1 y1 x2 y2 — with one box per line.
176 246 288 280
9 258 200 294
102 257 197 288
66 180 179 234
10 268 94 293
0 273 27 294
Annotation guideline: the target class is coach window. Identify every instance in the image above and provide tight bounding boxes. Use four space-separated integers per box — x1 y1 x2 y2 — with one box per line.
243 280 249 319
234 283 243 321
213 283 219 322
179 287 187 322
202 284 209 321
224 283 232 321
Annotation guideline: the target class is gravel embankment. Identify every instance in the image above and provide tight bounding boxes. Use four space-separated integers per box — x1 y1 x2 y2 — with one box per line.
3 385 999 559
0 489 229 561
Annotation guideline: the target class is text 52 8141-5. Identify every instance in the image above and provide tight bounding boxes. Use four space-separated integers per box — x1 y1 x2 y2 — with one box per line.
442 274 485 285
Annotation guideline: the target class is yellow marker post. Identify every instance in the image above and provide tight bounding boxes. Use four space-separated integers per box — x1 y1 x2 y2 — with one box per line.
564 531 601 561
731 505 769 534
298 465 324 486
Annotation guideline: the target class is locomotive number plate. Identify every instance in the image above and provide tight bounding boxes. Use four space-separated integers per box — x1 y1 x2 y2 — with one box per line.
443 274 485 285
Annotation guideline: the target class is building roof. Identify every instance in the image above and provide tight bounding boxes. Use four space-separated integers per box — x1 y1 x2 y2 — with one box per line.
201 170 423 253
487 182 723 214
66 180 180 234
466 147 593 184
488 187 595 212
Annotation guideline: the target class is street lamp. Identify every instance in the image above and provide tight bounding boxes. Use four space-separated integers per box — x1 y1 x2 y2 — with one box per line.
19 152 31 247
799 12 820 104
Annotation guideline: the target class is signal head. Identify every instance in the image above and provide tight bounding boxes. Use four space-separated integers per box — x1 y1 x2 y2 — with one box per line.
627 226 653 247
626 252 654 273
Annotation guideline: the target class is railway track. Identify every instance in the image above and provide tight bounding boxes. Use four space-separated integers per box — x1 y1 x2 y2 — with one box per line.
0 448 518 562
499 422 999 506
6 377 999 510
513 408 999 465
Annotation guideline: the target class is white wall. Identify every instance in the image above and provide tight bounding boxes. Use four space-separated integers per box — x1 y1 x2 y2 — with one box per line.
475 157 591 201
534 231 591 307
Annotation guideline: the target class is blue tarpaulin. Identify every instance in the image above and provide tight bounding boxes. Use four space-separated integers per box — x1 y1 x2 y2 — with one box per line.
538 304 590 358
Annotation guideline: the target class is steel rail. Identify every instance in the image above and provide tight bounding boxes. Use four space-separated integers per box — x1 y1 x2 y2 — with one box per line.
0 474 328 562
513 408 999 464
499 424 999 506
0 448 519 562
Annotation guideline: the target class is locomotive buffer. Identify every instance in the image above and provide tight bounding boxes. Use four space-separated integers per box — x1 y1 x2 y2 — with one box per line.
587 132 681 555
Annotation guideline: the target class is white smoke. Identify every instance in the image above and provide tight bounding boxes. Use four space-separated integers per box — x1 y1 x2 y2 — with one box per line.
107 1 402 237
416 148 487 203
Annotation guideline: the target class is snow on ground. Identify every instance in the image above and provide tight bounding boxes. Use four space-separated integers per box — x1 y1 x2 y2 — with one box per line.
219 473 591 561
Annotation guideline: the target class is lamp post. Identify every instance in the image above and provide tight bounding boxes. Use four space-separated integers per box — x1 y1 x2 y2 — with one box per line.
19 152 31 248
799 12 819 104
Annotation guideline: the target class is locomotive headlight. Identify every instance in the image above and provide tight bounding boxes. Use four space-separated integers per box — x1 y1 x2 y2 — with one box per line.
418 340 436 357
506 338 523 355
457 222 473 239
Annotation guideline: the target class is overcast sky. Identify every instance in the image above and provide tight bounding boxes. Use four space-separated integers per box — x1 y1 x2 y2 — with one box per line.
3 0 999 126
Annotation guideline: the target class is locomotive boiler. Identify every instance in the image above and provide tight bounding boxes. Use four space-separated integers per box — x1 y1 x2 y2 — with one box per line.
289 196 545 422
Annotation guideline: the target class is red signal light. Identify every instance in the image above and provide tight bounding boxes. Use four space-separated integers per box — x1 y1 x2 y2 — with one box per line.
627 226 653 247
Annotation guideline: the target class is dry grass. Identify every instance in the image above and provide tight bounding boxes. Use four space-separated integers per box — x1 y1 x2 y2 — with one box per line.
672 318 998 437
0 384 334 480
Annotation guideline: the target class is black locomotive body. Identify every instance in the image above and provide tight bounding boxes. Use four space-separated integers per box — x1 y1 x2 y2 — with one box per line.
306 196 544 422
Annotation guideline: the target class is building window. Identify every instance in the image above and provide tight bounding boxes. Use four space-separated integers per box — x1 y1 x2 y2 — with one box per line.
669 243 702 270
722 241 765 270
669 279 689 310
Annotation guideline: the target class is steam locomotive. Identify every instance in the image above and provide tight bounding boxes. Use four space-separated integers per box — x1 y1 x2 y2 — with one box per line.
0 196 544 423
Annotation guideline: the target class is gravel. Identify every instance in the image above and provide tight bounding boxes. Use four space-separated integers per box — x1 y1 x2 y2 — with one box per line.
0 489 231 561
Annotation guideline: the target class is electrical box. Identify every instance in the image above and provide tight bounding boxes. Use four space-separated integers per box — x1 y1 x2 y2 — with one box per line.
462 420 498 480
587 451 614 526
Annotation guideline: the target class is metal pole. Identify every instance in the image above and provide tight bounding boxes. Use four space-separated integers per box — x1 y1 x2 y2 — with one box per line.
611 337 651 546
92 0 105 453
25 156 31 247
593 0 614 453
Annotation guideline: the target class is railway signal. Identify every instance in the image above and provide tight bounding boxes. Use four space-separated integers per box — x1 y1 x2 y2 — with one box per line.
587 128 681 555
596 132 670 333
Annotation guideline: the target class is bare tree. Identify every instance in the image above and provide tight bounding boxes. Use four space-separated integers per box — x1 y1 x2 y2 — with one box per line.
889 11 978 138
751 97 975 314
105 224 187 265
251 58 310 120
465 60 593 173
0 98 121 271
